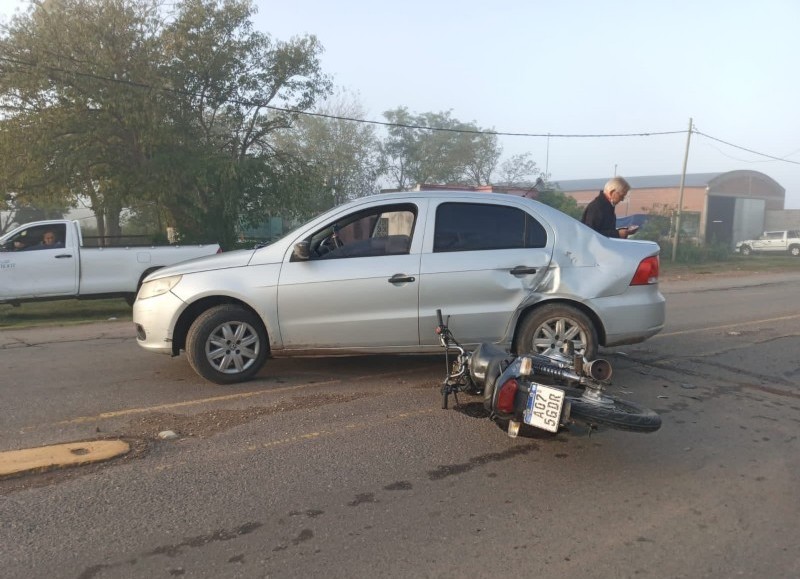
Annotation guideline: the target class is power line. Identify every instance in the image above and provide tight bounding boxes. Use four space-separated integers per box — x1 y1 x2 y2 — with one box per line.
693 129 800 166
1 53 798 165
0 54 683 139
276 107 686 138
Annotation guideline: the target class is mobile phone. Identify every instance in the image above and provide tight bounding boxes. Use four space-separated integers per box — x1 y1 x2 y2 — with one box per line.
626 225 640 234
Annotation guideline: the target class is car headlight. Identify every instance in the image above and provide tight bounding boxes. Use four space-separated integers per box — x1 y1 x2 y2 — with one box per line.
137 275 183 300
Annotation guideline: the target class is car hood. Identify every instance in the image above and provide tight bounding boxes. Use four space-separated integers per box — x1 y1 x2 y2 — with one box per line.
144 249 255 280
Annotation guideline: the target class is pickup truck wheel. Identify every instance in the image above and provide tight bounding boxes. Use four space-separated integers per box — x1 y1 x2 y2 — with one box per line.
516 304 598 361
789 245 800 257
740 245 752 256
186 305 268 384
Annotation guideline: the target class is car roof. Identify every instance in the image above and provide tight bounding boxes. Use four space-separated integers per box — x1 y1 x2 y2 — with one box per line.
361 189 561 214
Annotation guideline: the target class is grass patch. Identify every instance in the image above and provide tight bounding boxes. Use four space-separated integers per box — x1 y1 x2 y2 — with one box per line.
0 298 132 329
661 254 800 277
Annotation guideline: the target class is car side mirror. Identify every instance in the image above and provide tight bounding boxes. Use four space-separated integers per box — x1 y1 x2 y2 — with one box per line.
293 241 310 261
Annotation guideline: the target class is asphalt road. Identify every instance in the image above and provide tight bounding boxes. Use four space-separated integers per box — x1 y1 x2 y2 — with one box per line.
1 272 799 579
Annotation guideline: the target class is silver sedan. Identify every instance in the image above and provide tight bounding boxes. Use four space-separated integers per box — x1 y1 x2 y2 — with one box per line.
133 191 665 384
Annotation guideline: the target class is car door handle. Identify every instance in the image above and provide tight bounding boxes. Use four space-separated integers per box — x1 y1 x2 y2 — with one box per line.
509 266 537 275
54 254 73 259
388 274 416 284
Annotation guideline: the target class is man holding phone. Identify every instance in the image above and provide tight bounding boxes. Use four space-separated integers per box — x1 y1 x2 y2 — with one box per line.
580 176 638 238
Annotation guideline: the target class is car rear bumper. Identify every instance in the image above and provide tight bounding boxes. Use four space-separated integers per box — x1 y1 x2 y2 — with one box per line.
590 286 666 347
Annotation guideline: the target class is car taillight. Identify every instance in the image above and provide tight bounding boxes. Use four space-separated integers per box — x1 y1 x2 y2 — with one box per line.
496 378 518 413
630 256 659 285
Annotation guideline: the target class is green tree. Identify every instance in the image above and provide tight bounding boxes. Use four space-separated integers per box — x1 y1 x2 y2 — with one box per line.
1 192 68 234
536 187 583 219
274 90 384 216
0 0 332 248
381 108 502 190
0 0 165 240
458 129 500 186
496 152 542 187
151 0 331 246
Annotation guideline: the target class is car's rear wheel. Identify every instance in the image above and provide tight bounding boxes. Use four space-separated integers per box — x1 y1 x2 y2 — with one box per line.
789 245 800 257
186 304 268 384
740 245 752 256
516 304 598 361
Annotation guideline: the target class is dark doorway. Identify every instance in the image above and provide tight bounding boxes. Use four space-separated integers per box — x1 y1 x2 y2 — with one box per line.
706 196 736 244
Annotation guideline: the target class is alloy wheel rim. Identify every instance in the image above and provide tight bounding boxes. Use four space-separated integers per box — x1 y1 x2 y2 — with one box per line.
205 321 260 374
532 317 587 357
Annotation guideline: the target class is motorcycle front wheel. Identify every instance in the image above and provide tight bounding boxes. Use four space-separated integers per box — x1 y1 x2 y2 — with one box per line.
567 395 661 433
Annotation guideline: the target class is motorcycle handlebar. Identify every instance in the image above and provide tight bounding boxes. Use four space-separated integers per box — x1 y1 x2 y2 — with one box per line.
436 309 444 327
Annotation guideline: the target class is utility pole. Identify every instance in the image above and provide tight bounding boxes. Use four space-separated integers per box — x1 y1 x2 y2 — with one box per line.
545 133 550 179
671 118 693 262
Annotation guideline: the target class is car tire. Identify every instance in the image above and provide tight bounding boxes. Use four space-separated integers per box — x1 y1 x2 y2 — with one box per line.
186 304 269 384
740 245 752 256
516 304 598 361
789 245 800 257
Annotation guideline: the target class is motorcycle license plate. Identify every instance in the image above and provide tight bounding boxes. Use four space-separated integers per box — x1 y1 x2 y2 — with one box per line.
524 383 565 433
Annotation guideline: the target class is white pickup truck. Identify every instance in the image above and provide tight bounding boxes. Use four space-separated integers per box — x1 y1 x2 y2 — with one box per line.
735 230 800 257
0 219 221 305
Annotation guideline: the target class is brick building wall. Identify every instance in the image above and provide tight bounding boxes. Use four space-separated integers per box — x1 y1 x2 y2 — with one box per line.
567 186 708 217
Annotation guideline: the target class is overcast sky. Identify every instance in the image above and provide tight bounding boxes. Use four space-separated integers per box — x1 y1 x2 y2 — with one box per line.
3 0 799 207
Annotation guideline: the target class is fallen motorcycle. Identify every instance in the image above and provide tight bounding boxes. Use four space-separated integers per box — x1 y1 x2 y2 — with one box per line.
435 309 661 436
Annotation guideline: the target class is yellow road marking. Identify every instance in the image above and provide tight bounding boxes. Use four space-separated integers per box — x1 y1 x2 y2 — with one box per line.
51 366 435 428
55 380 340 426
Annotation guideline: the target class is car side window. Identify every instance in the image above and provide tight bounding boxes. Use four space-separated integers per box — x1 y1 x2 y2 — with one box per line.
309 204 416 260
5 223 67 251
433 202 547 253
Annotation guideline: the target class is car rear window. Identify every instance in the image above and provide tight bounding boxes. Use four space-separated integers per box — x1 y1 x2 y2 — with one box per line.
433 202 547 252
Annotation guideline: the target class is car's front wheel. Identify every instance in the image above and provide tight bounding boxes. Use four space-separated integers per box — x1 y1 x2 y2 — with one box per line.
516 304 598 360
186 304 269 384
740 245 752 256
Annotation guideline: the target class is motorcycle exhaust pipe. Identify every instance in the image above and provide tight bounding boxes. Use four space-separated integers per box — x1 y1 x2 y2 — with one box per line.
523 354 613 383
583 358 612 381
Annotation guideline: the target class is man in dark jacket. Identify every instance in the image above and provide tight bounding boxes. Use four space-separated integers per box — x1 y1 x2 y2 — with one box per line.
580 176 636 238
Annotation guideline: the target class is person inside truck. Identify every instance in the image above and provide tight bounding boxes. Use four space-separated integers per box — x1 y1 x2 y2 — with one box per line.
20 228 64 250
39 230 63 248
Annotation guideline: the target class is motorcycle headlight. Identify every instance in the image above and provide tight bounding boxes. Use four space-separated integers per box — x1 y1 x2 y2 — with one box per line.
519 356 533 377
137 275 182 300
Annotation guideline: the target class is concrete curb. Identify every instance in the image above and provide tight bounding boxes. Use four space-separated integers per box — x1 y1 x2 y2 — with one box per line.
0 439 130 477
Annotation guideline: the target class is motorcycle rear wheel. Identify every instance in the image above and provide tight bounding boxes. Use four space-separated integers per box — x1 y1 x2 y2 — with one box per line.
567 395 661 433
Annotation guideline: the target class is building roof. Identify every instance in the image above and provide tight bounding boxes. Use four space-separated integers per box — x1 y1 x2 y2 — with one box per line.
553 173 723 192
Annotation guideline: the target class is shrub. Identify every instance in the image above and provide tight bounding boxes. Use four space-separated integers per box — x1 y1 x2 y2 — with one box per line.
658 241 732 263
